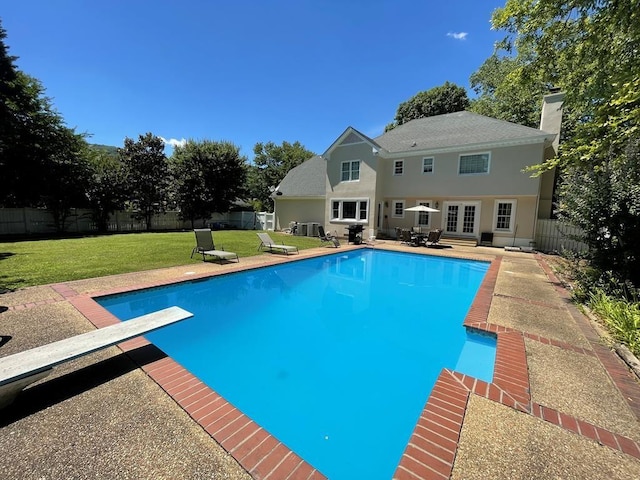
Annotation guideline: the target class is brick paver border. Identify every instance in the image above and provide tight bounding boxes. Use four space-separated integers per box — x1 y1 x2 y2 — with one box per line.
28 248 640 479
394 254 640 479
536 255 640 420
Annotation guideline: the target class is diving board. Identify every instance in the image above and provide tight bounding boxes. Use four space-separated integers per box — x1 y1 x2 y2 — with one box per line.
0 306 193 408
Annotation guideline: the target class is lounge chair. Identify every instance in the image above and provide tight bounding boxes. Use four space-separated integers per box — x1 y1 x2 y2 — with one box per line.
424 228 443 247
191 229 239 263
257 232 299 255
318 226 340 247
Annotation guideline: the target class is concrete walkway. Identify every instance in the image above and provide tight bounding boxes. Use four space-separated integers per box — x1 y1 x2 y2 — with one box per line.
1 242 639 479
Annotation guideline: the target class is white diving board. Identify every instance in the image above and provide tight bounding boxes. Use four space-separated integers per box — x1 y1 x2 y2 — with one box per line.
0 306 193 408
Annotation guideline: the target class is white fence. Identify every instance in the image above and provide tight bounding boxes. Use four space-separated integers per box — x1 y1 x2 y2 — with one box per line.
534 219 588 253
0 208 275 235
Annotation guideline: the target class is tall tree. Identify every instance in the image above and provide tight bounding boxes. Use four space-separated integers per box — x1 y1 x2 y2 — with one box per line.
0 20 87 209
249 141 315 212
491 0 638 122
119 133 170 231
469 54 546 128
385 81 470 131
482 0 640 290
171 140 248 228
39 128 92 233
85 146 127 233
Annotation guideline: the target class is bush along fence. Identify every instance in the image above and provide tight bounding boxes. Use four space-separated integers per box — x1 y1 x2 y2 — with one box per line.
0 208 274 236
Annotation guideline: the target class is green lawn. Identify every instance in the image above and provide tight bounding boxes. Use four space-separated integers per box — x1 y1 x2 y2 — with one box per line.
0 230 321 291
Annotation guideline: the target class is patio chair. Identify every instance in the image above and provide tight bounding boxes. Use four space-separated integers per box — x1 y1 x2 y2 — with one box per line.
257 232 299 255
318 226 340 248
191 229 239 263
425 228 443 247
400 229 420 246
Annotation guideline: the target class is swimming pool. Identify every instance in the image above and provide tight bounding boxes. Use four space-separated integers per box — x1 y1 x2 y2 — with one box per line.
98 249 493 479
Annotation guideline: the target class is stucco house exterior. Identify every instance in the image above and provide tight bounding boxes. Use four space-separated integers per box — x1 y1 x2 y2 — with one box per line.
274 92 564 247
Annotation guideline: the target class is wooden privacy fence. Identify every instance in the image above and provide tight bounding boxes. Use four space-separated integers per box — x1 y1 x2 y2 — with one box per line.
0 208 274 236
534 219 588 253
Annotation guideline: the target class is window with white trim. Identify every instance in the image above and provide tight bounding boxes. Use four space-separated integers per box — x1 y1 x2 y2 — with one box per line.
494 200 516 232
459 153 490 175
392 200 405 218
341 160 360 182
415 201 433 227
331 199 369 221
422 157 434 174
394 160 404 175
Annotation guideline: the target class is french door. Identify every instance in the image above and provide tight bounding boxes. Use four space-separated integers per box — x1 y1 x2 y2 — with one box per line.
443 202 480 236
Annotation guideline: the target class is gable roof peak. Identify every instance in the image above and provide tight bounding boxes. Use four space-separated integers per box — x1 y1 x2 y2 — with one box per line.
322 126 384 158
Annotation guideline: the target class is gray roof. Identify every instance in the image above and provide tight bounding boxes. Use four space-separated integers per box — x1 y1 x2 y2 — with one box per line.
374 111 554 153
276 155 326 197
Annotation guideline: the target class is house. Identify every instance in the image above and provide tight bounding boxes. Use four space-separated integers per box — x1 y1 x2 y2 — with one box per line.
274 92 564 247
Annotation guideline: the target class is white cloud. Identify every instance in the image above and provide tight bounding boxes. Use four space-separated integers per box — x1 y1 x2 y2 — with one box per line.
447 32 468 40
160 136 187 148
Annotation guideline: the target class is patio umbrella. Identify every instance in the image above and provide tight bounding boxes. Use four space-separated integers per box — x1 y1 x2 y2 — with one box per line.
405 205 440 213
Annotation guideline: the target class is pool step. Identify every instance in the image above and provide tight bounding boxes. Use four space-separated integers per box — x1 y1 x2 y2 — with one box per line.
440 236 478 247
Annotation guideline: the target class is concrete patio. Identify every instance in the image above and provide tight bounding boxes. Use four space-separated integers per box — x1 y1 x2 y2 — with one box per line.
1 242 639 479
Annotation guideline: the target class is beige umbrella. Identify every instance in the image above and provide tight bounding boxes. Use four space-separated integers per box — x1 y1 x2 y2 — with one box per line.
405 205 440 213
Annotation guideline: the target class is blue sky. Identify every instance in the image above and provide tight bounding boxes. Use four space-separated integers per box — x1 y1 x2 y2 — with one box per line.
3 1 505 159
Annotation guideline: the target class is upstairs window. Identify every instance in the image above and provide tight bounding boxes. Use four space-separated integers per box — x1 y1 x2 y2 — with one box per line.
394 160 404 176
422 157 434 174
459 153 490 175
341 160 360 182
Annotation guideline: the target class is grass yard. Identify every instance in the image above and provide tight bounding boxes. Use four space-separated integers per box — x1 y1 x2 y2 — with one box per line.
0 230 321 291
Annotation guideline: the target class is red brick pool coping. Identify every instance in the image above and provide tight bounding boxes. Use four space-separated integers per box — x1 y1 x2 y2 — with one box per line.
52 249 640 479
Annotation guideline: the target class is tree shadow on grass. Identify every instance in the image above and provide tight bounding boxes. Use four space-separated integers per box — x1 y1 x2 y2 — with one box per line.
0 252 18 293
0 344 167 427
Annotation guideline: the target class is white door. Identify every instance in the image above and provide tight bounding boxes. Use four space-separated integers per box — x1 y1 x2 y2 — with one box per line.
443 202 480 236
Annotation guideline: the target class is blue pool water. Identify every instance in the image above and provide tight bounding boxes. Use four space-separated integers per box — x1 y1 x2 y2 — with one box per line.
98 249 494 479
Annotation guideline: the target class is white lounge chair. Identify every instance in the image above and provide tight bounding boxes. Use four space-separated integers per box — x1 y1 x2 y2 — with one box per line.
191 229 239 263
257 232 299 255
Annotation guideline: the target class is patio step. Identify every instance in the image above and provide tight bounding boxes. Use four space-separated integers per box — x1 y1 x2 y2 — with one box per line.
441 236 478 247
